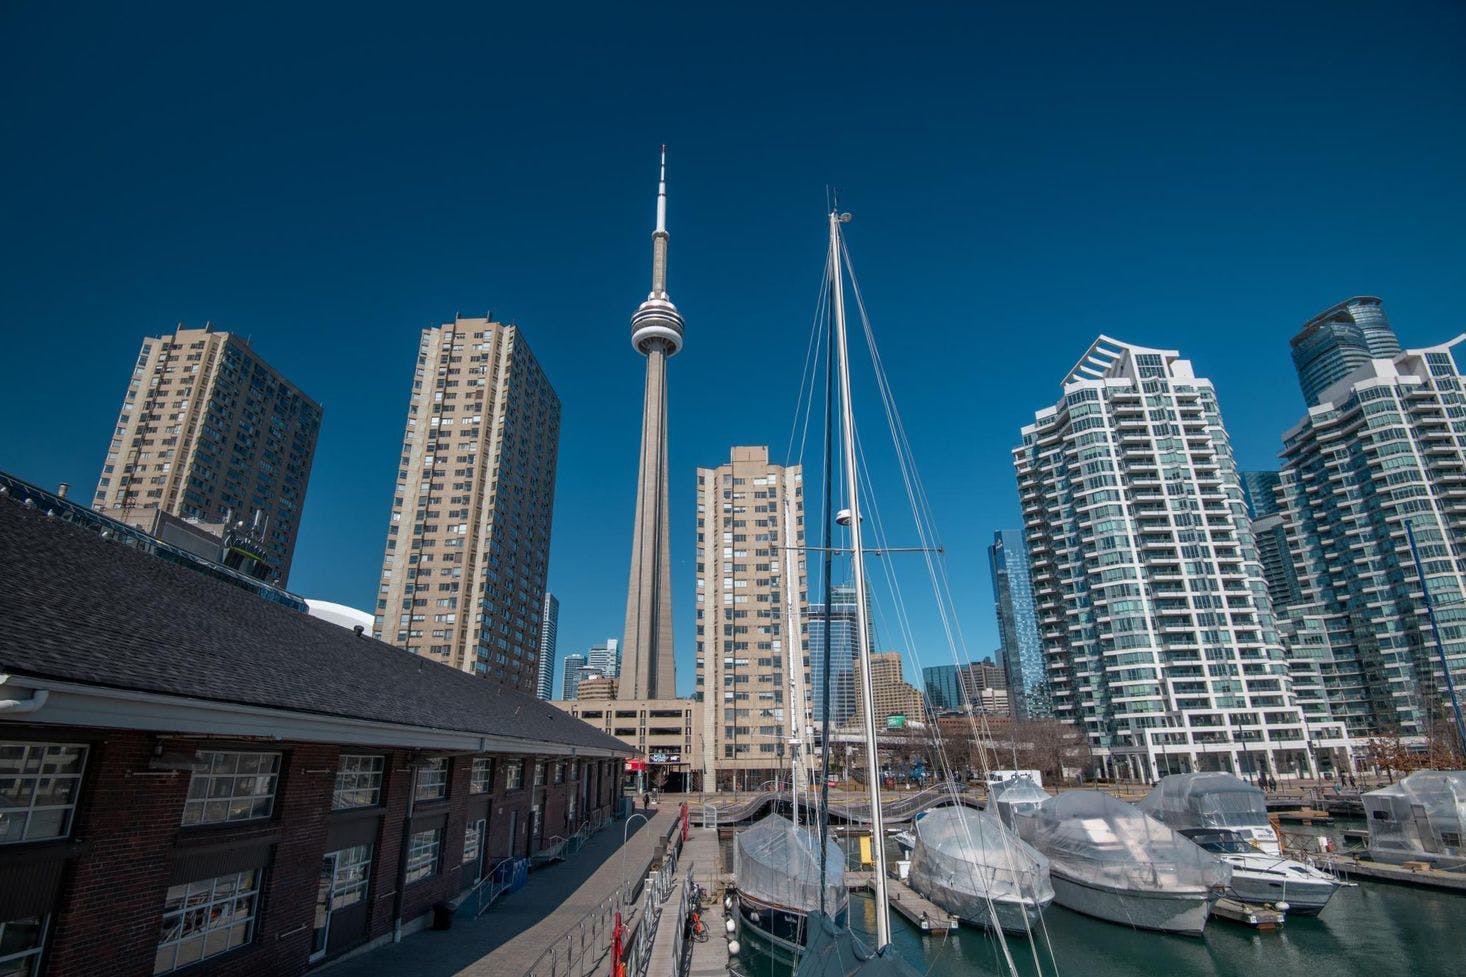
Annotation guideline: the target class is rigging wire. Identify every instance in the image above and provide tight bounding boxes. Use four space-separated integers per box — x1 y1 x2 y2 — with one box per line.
836 233 1058 977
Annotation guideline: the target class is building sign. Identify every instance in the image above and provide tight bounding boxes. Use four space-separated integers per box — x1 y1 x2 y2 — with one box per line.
624 759 647 773
649 753 682 764
885 715 906 729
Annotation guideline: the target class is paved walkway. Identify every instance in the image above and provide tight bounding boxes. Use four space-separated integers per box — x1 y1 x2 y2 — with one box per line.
646 824 728 977
324 810 668 977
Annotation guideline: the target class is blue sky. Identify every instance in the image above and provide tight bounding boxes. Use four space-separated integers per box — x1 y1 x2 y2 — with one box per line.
3 3 1464 697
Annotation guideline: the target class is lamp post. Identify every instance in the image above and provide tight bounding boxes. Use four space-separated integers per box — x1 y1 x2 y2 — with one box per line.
620 812 649 904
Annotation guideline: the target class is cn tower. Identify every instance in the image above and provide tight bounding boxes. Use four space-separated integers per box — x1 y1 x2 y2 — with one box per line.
620 148 683 699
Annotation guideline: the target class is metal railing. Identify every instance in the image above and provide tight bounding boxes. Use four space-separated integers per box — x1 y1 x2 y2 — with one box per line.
522 890 625 977
462 856 530 919
669 862 696 977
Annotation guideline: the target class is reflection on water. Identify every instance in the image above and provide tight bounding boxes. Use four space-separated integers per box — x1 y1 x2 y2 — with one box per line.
737 882 1465 977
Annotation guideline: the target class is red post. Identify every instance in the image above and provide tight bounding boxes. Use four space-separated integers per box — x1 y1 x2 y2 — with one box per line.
681 802 689 842
612 911 624 977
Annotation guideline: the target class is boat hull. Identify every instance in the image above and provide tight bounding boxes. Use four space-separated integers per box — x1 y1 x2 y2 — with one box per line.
1226 870 1337 915
1049 872 1212 935
908 871 1051 936
736 890 849 956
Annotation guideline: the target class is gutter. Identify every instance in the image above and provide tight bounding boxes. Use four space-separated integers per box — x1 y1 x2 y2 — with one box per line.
0 674 631 758
0 675 49 714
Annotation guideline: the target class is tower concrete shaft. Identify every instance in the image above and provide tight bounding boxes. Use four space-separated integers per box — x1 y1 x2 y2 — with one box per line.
622 148 684 699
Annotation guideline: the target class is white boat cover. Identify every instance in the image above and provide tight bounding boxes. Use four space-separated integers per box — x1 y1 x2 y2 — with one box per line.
1016 791 1230 894
909 808 1054 905
990 775 1051 830
1137 772 1271 832
1363 770 1466 865
734 814 846 913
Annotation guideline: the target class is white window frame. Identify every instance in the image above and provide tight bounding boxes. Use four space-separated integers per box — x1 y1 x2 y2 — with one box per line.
0 915 48 974
505 761 524 790
463 818 485 867
332 755 385 810
469 757 494 795
181 751 280 826
414 758 449 802
0 741 88 845
404 828 441 885
153 869 261 974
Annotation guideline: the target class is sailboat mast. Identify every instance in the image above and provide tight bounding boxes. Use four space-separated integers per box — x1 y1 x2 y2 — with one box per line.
828 207 892 950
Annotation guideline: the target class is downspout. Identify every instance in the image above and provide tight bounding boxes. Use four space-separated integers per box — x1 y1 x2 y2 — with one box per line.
393 756 419 942
0 675 50 714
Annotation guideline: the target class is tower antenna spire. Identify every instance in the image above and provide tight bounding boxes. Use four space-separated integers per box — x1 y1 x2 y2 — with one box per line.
656 145 667 235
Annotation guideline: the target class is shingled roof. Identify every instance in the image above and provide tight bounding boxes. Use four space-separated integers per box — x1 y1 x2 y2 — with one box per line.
0 498 631 756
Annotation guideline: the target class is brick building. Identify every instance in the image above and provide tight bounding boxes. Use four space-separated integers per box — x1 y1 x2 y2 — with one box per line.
0 499 628 977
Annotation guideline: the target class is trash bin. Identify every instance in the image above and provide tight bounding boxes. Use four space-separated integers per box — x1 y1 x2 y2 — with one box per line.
431 902 453 930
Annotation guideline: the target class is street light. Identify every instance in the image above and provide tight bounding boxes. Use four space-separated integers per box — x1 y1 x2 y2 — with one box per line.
620 812 649 904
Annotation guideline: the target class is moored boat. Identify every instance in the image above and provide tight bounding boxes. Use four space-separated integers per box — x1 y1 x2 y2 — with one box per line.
906 807 1054 935
1138 772 1282 854
735 813 849 954
1177 828 1340 915
1013 790 1229 935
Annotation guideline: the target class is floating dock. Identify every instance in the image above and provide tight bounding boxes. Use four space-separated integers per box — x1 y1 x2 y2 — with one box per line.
1211 897 1285 930
1317 855 1466 893
846 872 960 935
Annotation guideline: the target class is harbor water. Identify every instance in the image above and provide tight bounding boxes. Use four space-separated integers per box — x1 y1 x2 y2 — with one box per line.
737 886 1464 977
728 829 1466 977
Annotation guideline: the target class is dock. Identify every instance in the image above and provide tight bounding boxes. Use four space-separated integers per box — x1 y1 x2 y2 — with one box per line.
1317 855 1466 893
1210 897 1285 930
846 872 960 935
647 821 730 977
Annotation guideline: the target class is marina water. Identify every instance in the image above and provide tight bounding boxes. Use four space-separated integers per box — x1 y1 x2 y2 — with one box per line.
729 832 1465 977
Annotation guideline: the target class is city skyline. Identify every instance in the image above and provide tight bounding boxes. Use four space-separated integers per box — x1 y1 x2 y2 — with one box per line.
3 5 1464 696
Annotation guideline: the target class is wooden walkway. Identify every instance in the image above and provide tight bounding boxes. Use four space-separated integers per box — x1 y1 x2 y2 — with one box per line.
845 872 959 935
647 824 729 977
1318 855 1466 893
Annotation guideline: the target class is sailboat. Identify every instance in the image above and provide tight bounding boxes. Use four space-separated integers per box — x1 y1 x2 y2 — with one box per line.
785 207 921 977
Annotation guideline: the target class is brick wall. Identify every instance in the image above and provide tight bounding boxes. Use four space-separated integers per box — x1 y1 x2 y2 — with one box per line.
2 724 624 977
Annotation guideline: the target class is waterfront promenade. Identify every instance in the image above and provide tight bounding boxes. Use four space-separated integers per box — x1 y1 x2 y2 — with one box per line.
323 809 667 977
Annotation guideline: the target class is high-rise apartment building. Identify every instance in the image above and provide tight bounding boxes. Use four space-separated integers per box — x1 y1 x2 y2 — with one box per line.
1240 471 1303 611
1015 336 1343 780
372 316 561 693
561 653 595 700
1240 471 1283 519
588 638 621 679
1291 296 1401 407
93 324 322 584
621 151 684 701
855 652 926 726
988 530 1050 720
1276 336 1466 739
808 584 864 729
695 446 809 791
536 593 560 700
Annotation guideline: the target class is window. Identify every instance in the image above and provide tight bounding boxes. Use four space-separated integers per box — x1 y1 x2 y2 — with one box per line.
332 755 384 810
0 741 87 844
154 870 261 974
553 762 564 784
533 762 545 787
505 762 524 790
0 916 47 975
404 829 441 884
182 752 280 826
326 845 372 910
470 758 495 794
414 759 448 802
463 819 484 864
